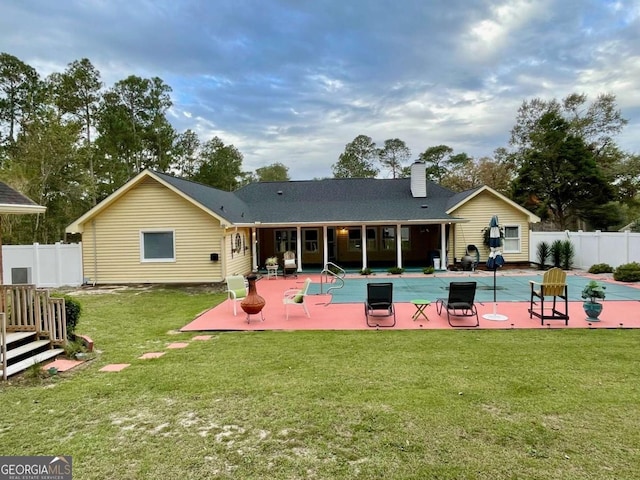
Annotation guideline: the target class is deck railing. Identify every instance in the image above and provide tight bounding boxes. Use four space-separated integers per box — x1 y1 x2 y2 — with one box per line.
0 285 67 347
1 312 6 381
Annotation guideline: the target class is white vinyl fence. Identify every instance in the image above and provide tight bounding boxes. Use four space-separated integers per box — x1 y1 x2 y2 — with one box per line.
2 242 83 288
530 231 640 269
2 234 638 287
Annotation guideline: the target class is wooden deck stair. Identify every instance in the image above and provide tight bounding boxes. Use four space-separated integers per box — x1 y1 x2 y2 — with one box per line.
1 285 68 380
1 331 64 378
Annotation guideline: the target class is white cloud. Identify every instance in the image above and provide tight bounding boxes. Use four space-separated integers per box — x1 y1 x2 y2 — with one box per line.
1 0 639 178
463 0 552 61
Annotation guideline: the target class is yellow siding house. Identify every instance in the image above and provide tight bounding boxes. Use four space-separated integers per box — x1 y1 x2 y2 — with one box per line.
66 170 253 284
66 164 540 283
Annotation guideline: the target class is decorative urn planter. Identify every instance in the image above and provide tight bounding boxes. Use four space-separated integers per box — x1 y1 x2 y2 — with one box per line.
241 275 266 316
581 280 606 322
583 301 603 322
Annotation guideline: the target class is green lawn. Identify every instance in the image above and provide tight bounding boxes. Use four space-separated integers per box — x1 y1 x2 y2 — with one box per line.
2 287 640 479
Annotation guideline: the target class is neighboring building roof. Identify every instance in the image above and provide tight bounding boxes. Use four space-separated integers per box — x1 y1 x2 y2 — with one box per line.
0 180 46 214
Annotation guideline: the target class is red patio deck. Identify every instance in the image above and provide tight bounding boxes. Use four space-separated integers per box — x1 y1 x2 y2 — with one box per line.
181 273 640 332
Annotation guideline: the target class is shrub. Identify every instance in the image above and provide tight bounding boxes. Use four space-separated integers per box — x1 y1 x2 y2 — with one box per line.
550 240 563 267
63 295 82 339
536 241 550 269
613 262 640 282
560 240 575 270
387 267 404 275
422 266 435 275
360 267 372 275
588 263 613 274
64 339 87 359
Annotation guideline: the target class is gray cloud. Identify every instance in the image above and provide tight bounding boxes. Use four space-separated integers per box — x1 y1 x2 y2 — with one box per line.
1 0 639 179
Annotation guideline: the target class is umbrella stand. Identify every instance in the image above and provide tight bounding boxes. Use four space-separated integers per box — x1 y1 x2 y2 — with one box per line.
483 262 508 321
483 215 508 321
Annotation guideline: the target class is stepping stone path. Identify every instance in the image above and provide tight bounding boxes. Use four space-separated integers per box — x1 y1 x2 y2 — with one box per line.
43 359 84 372
138 352 166 359
98 335 213 373
99 363 131 372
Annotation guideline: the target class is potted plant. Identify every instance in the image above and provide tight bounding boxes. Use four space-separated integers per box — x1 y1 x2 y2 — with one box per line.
265 256 278 267
581 280 606 321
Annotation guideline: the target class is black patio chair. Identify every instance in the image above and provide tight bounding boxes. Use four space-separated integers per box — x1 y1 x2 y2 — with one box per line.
435 281 479 327
364 282 396 327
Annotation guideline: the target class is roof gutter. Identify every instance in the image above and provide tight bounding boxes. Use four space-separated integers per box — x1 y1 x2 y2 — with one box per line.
0 204 46 214
231 218 470 228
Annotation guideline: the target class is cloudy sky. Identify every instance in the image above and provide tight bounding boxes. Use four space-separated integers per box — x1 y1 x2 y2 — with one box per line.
2 0 639 179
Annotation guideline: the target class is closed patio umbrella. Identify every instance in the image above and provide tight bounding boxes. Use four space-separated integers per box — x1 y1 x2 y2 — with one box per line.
483 215 508 321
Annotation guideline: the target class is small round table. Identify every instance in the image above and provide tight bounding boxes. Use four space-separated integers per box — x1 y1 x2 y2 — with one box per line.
410 299 431 321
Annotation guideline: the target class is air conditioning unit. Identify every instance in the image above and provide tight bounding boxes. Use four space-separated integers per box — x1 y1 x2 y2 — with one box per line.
11 267 32 284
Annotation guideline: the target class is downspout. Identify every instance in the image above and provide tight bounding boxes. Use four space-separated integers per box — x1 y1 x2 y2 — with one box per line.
221 233 227 279
92 219 97 286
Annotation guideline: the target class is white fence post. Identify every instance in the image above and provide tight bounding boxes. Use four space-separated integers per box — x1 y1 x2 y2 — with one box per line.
33 242 41 286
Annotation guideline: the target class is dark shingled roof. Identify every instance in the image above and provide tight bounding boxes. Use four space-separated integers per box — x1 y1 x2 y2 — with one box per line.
153 171 254 224
0 180 40 207
234 178 462 224
446 186 484 210
154 172 469 225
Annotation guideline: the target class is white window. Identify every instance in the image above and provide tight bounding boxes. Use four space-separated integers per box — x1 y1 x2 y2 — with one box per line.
401 227 410 251
503 225 521 253
382 227 395 250
348 228 362 251
275 229 297 253
366 228 377 250
304 229 318 252
141 230 175 262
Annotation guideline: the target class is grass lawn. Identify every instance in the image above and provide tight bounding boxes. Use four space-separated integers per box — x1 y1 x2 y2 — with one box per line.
1 286 640 479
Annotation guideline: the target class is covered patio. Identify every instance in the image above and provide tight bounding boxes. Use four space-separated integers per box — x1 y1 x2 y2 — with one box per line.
182 270 640 332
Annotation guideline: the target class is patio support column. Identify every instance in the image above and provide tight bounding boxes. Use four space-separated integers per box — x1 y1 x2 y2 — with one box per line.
361 224 367 270
440 223 447 269
396 223 402 268
296 226 302 272
251 228 258 272
322 225 329 268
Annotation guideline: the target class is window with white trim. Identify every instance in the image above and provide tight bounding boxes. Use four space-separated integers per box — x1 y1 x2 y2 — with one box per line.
304 229 318 252
503 225 521 253
382 227 395 250
141 231 175 262
401 227 410 251
348 228 362 251
275 229 297 253
366 228 377 250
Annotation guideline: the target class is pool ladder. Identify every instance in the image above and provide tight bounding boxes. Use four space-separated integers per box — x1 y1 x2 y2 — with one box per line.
319 262 345 295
